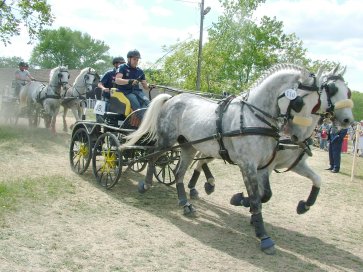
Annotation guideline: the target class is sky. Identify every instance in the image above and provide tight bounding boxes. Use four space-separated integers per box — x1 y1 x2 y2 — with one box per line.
1 0 362 91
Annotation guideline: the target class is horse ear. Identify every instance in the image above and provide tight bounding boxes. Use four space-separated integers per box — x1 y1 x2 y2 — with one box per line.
330 63 340 75
337 65 346 76
316 65 325 81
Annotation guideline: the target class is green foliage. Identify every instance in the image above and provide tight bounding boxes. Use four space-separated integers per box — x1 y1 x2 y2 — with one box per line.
0 0 54 45
0 56 25 68
157 0 309 94
351 91 363 121
30 27 111 70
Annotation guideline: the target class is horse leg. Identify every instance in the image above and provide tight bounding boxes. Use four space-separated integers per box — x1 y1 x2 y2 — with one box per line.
70 104 80 130
138 151 161 193
230 171 272 208
202 162 215 194
176 147 197 215
240 166 275 254
292 160 321 214
63 106 68 132
188 158 215 199
50 106 60 135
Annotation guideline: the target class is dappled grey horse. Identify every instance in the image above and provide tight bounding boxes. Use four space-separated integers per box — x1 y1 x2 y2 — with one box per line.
188 64 354 216
62 67 98 132
122 64 328 254
19 66 69 134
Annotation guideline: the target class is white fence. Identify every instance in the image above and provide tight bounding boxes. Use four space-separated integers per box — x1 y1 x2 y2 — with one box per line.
86 98 96 109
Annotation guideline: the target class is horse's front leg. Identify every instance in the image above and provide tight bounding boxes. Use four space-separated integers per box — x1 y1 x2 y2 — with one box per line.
292 160 321 214
240 165 275 255
70 104 81 130
51 112 58 135
62 106 68 132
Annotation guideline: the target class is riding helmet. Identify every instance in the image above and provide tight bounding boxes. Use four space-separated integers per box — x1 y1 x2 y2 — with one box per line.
127 50 141 59
112 57 125 65
18 61 26 67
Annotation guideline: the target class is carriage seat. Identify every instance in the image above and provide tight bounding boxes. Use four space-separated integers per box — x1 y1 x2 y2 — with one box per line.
101 91 132 127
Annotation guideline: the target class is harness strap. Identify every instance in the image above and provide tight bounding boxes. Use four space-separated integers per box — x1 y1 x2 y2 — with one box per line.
274 139 311 173
258 141 279 170
215 96 235 164
274 149 306 173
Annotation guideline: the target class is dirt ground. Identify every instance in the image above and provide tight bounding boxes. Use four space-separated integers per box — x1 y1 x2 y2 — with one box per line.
0 116 362 272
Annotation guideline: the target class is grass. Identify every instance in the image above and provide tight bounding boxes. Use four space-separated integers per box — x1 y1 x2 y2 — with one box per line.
0 176 76 218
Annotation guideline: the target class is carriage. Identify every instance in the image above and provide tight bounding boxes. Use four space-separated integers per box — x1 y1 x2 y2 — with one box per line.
69 86 191 189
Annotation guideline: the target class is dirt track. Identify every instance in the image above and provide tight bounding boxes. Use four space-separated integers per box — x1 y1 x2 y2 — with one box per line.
0 118 362 272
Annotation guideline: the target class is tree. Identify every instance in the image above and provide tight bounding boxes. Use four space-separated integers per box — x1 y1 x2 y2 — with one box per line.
159 0 308 93
0 56 24 68
0 0 53 45
30 27 111 71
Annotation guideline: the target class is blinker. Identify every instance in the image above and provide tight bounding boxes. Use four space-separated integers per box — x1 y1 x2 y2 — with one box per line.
290 96 304 113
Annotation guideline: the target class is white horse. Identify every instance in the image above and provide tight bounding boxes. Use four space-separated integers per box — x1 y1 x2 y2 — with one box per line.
62 67 98 132
121 64 334 254
188 64 354 216
19 66 70 133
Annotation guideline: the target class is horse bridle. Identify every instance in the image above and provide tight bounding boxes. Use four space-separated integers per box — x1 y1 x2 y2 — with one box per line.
277 74 320 125
320 74 351 114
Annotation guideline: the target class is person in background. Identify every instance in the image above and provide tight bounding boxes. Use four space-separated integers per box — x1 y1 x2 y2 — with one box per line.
97 56 126 107
14 61 34 96
320 128 328 150
326 119 348 173
115 49 151 111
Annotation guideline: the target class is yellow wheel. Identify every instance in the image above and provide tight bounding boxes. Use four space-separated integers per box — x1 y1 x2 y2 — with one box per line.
70 127 91 174
92 132 122 189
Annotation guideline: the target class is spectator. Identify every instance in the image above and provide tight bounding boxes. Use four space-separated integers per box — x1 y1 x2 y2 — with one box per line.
326 119 348 173
320 128 328 150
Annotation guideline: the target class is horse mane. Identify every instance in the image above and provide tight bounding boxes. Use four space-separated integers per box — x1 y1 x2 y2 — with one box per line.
73 67 95 84
249 63 311 91
49 66 60 82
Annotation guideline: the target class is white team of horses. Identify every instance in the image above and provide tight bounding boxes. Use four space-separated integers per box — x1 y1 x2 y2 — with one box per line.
18 66 98 134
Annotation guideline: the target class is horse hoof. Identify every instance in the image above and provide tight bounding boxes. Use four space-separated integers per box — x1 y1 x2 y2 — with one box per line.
190 188 199 199
261 237 275 255
230 193 250 207
296 200 309 214
204 182 215 195
183 204 197 216
138 181 147 194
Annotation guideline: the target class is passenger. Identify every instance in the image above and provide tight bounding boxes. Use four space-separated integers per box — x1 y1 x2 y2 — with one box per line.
114 49 151 111
14 61 34 97
98 56 126 109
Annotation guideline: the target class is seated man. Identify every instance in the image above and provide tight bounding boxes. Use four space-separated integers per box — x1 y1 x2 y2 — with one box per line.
114 49 151 111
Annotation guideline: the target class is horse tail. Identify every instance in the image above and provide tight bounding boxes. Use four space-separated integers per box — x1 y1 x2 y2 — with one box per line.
122 93 172 147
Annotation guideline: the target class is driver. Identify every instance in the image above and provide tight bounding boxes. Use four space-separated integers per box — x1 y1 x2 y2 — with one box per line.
14 61 34 96
115 49 151 111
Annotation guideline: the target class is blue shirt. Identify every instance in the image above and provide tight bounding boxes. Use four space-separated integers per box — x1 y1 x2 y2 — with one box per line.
116 63 145 95
100 68 117 99
100 68 117 88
